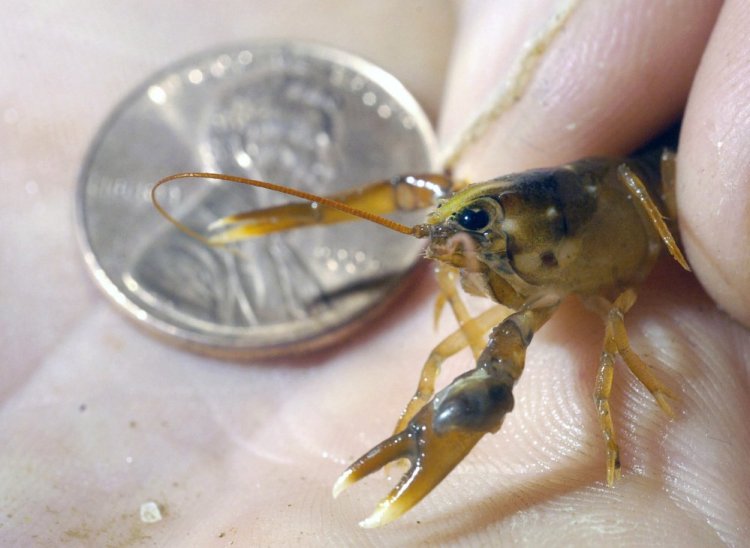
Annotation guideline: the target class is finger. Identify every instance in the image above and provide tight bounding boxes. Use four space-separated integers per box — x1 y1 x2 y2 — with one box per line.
440 0 721 179
678 0 750 328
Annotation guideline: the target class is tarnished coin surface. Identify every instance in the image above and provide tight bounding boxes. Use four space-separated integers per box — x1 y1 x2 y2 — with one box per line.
77 42 438 358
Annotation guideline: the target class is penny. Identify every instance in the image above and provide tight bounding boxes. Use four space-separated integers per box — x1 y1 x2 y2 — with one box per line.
77 42 438 358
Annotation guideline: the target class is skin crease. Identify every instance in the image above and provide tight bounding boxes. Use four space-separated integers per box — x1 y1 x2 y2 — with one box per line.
1 0 749 546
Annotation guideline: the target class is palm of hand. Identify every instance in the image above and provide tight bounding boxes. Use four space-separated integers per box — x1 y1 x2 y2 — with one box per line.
3 1 748 545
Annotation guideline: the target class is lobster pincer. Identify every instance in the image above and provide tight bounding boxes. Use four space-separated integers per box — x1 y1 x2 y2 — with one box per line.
334 304 555 527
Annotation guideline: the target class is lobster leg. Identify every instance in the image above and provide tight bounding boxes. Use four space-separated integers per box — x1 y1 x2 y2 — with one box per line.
393 304 510 436
591 289 676 485
609 289 676 417
434 264 490 358
617 162 690 271
659 150 678 221
207 174 450 243
593 305 623 485
334 304 556 528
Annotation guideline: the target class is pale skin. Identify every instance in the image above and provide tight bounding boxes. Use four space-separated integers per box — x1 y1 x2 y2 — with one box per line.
2 0 749 545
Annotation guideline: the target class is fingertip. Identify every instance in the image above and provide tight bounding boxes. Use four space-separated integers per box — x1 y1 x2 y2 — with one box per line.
679 1 750 327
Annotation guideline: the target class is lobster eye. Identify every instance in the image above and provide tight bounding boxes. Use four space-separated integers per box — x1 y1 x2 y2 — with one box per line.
456 205 491 231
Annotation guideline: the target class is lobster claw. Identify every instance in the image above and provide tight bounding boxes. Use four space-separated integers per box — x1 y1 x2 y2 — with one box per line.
333 404 483 527
333 368 513 527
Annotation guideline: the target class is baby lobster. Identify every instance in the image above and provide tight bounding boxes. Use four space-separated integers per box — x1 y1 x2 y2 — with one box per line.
152 148 690 528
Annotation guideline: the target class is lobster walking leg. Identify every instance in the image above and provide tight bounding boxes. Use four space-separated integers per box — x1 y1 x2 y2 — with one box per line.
433 265 486 358
617 163 689 271
593 289 676 485
594 309 622 485
393 304 510 435
659 150 678 220
607 290 676 416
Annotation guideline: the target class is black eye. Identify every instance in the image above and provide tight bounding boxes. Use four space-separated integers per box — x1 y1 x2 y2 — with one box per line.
456 206 491 231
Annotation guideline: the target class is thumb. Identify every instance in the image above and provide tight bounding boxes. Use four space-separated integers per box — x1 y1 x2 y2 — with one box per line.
679 0 750 330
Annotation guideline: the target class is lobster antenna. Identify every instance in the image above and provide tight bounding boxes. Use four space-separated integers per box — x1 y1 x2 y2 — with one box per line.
151 172 421 246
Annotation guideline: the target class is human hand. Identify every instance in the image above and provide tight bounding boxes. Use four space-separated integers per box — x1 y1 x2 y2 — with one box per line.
3 1 747 545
